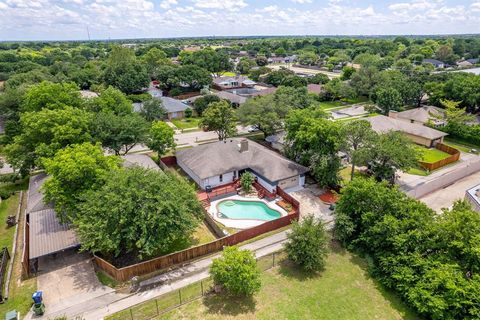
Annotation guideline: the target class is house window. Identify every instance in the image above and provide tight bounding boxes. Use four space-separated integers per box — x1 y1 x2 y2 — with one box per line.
219 174 223 182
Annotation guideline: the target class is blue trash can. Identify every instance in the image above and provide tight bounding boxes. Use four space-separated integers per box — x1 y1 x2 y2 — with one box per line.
32 291 43 304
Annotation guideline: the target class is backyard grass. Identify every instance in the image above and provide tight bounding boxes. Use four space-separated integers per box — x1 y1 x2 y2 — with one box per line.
191 222 217 246
171 117 202 130
219 71 236 77
156 244 419 320
407 167 430 176
0 194 20 251
0 192 37 318
443 137 480 154
414 146 450 163
319 100 344 109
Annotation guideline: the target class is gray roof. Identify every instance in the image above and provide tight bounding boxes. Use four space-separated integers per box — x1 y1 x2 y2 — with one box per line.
423 59 444 66
27 173 79 259
214 91 247 105
365 115 448 140
265 131 286 145
29 209 79 259
176 138 309 182
213 76 255 86
122 154 162 172
160 97 189 113
394 106 445 124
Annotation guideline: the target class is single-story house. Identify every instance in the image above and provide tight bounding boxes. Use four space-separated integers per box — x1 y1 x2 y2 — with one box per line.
160 97 190 120
213 90 247 107
177 138 309 193
122 153 162 172
422 59 446 69
365 115 448 147
389 106 445 125
213 76 256 91
457 58 479 67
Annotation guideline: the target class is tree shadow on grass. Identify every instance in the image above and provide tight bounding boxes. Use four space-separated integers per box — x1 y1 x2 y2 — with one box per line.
277 259 323 282
203 292 256 316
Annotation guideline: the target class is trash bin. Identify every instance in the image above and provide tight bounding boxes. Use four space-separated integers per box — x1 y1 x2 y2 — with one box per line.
32 291 42 304
31 291 45 316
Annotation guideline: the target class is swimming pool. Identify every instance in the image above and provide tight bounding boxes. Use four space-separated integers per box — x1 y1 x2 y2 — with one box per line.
217 199 282 221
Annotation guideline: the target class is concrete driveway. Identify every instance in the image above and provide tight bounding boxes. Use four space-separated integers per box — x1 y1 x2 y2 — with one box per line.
290 186 334 226
419 170 480 213
32 251 115 318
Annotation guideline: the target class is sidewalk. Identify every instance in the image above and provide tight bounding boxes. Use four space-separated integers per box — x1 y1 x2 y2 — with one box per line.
44 230 289 320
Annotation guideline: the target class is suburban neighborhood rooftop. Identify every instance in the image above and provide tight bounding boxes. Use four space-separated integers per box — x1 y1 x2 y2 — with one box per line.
366 115 448 140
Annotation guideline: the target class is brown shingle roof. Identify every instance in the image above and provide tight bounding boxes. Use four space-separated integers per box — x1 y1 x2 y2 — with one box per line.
365 115 448 140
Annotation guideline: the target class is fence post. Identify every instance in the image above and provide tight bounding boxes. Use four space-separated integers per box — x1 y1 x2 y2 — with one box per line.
201 280 204 296
155 299 159 315
129 308 134 320
179 289 182 304
273 252 275 267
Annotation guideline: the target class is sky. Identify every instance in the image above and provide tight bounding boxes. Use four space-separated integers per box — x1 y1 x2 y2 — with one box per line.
0 0 479 41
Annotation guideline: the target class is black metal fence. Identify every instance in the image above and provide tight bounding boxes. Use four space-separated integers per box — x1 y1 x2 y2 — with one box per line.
106 251 287 320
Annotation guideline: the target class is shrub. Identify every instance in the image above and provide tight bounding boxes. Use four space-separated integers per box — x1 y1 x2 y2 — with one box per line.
185 107 193 118
0 189 14 200
210 246 261 296
169 87 182 97
285 215 328 272
240 172 254 193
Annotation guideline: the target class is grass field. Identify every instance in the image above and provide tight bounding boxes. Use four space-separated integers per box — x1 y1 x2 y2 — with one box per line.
443 138 480 154
0 192 37 318
109 243 419 320
219 71 236 77
171 118 202 130
415 146 450 163
158 244 418 320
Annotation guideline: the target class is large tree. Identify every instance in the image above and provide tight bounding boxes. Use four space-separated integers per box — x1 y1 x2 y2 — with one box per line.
376 87 403 115
42 143 121 222
103 46 149 94
5 106 93 174
237 95 283 137
139 98 167 122
76 167 203 259
92 112 149 155
340 120 377 181
87 86 133 115
179 48 232 77
193 94 220 117
146 121 175 163
369 131 420 183
200 101 237 140
21 81 83 112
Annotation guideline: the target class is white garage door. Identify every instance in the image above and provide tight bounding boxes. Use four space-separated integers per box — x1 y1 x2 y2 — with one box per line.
278 176 299 189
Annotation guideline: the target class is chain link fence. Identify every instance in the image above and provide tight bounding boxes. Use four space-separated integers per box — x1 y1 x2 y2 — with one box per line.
107 251 287 320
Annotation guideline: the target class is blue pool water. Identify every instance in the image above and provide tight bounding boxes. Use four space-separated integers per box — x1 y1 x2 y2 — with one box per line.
217 200 281 221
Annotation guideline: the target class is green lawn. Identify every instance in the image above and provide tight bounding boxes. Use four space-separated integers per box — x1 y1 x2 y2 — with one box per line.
443 138 480 154
414 146 450 163
219 71 236 77
319 101 344 109
160 245 418 320
171 118 202 130
0 192 37 318
109 244 419 320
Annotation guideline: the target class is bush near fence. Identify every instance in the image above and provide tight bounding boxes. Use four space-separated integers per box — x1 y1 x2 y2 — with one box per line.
94 186 299 282
106 251 287 320
419 143 460 171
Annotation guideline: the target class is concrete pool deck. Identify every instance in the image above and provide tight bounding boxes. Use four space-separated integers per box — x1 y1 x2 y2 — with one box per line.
208 195 288 229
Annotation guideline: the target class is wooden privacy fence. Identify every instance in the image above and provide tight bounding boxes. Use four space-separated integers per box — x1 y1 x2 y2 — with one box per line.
94 188 299 282
419 143 460 171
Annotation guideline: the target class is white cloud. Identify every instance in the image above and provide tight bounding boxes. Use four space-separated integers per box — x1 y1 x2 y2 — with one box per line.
159 0 177 10
471 2 480 12
291 0 312 4
192 0 247 12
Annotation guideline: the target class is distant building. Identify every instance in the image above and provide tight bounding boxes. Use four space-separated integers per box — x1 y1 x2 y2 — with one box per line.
456 58 479 67
389 106 445 126
422 59 446 69
365 115 448 147
213 90 247 107
159 97 190 120
465 184 480 212
79 90 99 99
212 76 256 91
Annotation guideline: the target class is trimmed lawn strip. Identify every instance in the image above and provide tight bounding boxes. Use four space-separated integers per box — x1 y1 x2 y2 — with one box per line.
443 137 480 154
171 118 202 130
0 191 37 317
0 194 20 252
156 245 418 320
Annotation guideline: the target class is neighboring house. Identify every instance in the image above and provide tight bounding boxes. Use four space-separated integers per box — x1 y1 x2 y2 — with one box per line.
213 76 256 90
422 59 446 69
122 153 162 172
307 84 323 95
160 96 190 120
251 86 278 97
268 57 286 64
365 115 448 147
265 131 286 152
177 138 309 193
465 184 480 212
389 106 445 126
456 58 479 67
213 90 247 107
